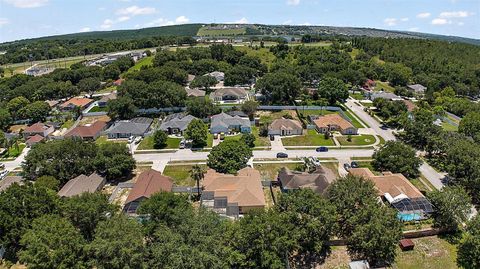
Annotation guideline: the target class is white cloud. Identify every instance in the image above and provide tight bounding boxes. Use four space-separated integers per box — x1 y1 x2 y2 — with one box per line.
384 18 397 26
416 12 431 19
175 16 189 24
0 18 9 27
3 0 48 8
286 0 300 6
144 18 174 27
400 17 409 22
100 19 114 30
431 18 450 25
300 22 312 26
439 11 472 18
116 5 156 16
79 27 91 32
117 16 130 22
235 17 249 24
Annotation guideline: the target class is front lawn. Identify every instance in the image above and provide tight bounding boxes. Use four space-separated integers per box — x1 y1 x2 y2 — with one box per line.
223 134 242 142
207 133 214 148
254 163 300 180
342 109 367 128
282 129 335 146
137 136 182 150
337 134 376 146
251 126 270 147
88 106 108 113
350 93 365 100
162 164 207 186
1 143 26 159
95 136 127 147
441 121 458 132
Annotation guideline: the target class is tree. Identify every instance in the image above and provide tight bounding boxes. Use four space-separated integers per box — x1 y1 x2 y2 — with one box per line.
372 141 422 178
240 133 256 148
347 205 402 266
224 65 256 86
401 108 442 152
103 64 121 80
459 112 480 143
256 71 302 104
207 140 253 174
426 186 471 232
35 176 60 191
19 101 51 123
241 100 259 120
88 215 145 269
457 215 480 269
0 108 12 130
78 77 101 96
189 75 217 92
107 96 137 120
0 183 60 260
94 142 136 181
186 98 220 119
184 119 208 148
317 77 349 105
7 96 30 120
61 192 117 240
18 215 86 269
190 164 205 197
152 130 168 149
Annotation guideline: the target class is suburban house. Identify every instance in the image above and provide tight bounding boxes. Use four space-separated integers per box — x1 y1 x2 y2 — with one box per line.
25 134 45 147
123 169 173 214
187 74 196 83
368 92 402 101
185 88 206 98
97 92 117 107
349 168 434 220
227 110 248 118
201 167 266 218
312 114 358 135
205 71 225 82
407 84 427 95
58 173 106 198
60 97 94 111
268 118 303 136
277 166 335 195
23 122 54 138
46 100 59 108
65 121 107 140
210 88 249 103
106 117 153 139
0 176 23 192
210 112 251 134
159 113 197 135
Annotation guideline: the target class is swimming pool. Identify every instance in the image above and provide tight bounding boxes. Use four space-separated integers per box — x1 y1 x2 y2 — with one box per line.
397 212 423 221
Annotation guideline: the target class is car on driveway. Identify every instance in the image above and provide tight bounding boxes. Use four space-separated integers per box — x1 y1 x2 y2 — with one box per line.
380 125 389 130
276 152 288 158
316 146 328 152
0 163 4 170
309 157 320 166
351 161 359 168
343 163 351 170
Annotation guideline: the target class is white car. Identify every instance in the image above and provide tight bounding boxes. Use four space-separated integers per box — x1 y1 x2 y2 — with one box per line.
134 137 142 144
0 170 9 180
0 163 5 170
128 136 134 144
309 157 320 167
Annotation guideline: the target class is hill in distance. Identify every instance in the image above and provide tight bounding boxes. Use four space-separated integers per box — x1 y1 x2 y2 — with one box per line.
2 23 479 46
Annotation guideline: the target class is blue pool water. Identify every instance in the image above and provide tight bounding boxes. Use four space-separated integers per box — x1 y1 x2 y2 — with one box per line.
398 212 422 221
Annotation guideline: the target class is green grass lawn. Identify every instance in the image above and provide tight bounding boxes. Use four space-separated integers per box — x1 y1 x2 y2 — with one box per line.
254 163 300 180
342 109 366 128
298 109 336 118
162 164 207 186
1 143 26 159
223 134 242 142
207 133 214 148
258 110 298 123
350 93 365 100
394 236 458 269
251 126 270 147
95 136 128 147
441 121 458 132
375 80 395 93
236 47 276 68
61 119 75 129
88 106 108 113
337 134 376 146
282 129 335 146
127 56 153 73
197 27 246 36
137 136 182 150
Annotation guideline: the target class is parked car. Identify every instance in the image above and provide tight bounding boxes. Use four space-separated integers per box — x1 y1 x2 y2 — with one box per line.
276 152 288 158
134 137 142 144
343 163 351 170
316 146 328 152
220 133 225 140
0 163 4 170
0 170 9 180
380 125 389 130
309 157 320 166
270 135 275 141
351 161 359 168
128 136 134 144
179 140 186 149
214 133 219 139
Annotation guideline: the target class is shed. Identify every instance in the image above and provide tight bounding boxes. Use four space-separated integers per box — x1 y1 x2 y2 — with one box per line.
399 239 415 251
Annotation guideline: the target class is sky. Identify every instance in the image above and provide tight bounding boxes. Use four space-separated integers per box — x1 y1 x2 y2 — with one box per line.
0 0 479 42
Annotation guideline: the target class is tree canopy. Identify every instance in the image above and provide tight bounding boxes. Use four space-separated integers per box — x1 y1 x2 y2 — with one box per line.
207 140 253 174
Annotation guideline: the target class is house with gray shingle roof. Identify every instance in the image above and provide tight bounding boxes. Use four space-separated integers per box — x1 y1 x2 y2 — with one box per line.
210 112 251 134
210 87 249 104
159 113 197 135
58 173 106 197
106 117 153 139
407 84 427 95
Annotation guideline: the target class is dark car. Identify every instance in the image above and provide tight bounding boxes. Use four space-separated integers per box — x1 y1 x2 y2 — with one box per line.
270 135 275 141
316 146 328 152
380 125 389 130
343 163 351 170
276 152 288 158
351 161 359 168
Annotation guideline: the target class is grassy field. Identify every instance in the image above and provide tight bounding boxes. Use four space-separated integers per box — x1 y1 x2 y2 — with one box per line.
88 106 108 113
342 109 366 128
127 56 153 72
162 164 207 186
1 143 26 159
236 47 276 67
282 129 335 146
137 136 181 150
95 136 128 147
441 121 458 132
254 163 299 180
337 134 376 146
251 126 270 147
350 93 365 100
393 236 458 269
375 80 395 92
197 27 247 36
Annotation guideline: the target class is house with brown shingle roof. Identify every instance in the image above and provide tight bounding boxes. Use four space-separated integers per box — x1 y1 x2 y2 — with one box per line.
312 114 357 135
25 134 45 147
185 88 206 98
23 122 54 138
210 87 249 103
58 173 106 198
60 97 94 111
201 167 266 218
123 169 173 214
65 121 107 140
277 166 336 195
268 118 303 136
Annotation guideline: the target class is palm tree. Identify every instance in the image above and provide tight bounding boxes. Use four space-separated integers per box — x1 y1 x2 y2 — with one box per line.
190 165 205 198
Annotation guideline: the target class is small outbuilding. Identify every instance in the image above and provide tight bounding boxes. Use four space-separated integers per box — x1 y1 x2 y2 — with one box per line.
399 239 415 251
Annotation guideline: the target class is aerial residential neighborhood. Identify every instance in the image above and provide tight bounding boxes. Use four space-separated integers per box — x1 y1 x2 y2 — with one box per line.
0 1 479 268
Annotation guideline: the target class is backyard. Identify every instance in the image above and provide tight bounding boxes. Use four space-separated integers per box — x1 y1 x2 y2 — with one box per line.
162 164 207 186
282 129 335 147
337 134 377 146
137 136 182 150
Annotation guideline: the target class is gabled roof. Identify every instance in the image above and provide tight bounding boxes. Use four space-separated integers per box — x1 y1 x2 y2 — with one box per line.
26 134 44 144
65 121 107 138
125 169 173 204
227 110 248 118
159 113 197 131
269 118 303 131
60 97 93 108
210 87 248 98
278 166 335 194
185 88 206 97
211 112 251 129
203 167 266 207
24 122 51 134
58 173 105 197
313 114 355 130
0 176 23 192
370 92 401 101
99 92 117 103
106 117 153 135
407 84 427 93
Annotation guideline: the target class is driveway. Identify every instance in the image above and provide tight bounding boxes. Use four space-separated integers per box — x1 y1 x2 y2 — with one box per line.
270 136 285 151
